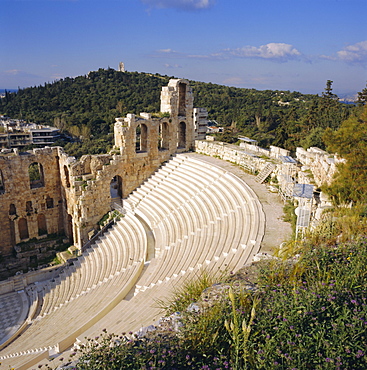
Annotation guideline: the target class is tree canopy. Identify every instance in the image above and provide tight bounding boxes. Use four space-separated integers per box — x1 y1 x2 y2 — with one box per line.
0 70 354 156
323 105 367 204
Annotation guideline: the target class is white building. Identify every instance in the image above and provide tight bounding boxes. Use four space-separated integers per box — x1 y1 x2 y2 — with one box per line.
193 107 208 140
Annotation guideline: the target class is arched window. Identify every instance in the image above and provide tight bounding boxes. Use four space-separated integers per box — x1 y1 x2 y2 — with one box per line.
18 218 29 240
178 82 187 116
0 169 5 194
178 122 186 148
37 214 47 236
9 204 16 215
136 123 148 152
67 214 74 244
26 201 33 214
64 165 70 188
159 122 169 150
46 196 54 209
29 162 44 189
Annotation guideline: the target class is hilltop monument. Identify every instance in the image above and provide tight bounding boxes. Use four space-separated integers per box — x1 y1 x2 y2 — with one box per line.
118 62 125 72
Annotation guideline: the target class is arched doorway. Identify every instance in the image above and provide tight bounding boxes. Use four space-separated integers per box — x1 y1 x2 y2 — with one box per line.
136 123 148 152
18 218 29 240
178 121 186 149
110 175 123 203
37 214 47 236
159 121 169 150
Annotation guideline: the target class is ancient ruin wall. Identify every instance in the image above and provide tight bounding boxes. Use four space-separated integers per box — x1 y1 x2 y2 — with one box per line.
296 147 342 187
0 79 196 259
0 147 64 256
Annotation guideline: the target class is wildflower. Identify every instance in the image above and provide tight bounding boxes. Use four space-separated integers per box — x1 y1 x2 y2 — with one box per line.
356 350 365 358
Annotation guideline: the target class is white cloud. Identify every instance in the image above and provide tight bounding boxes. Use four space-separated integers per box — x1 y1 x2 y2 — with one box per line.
221 76 244 86
158 48 176 53
227 43 302 62
182 43 302 62
164 63 182 68
152 43 303 63
337 41 367 64
5 69 22 75
141 0 215 11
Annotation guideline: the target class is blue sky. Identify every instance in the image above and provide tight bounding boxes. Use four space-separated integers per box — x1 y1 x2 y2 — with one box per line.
1 0 367 95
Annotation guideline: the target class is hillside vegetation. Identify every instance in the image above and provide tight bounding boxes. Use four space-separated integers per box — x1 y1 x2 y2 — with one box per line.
0 69 355 157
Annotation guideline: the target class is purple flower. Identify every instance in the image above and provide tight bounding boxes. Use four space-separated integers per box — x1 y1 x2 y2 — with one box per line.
356 350 365 358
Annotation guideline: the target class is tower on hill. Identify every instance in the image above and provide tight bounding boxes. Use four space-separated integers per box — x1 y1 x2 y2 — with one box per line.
118 62 125 72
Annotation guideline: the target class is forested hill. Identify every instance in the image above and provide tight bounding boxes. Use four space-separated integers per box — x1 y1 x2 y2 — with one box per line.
0 68 354 156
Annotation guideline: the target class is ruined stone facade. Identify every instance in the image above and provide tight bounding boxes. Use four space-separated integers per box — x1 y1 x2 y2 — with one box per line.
0 147 64 256
0 79 195 262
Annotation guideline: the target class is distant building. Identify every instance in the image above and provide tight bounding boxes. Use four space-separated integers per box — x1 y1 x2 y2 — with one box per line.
0 132 32 149
193 107 208 140
0 117 59 149
118 62 125 72
206 120 223 134
30 126 60 145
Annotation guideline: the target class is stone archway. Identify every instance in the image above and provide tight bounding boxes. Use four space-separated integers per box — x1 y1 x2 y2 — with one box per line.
178 121 186 149
18 218 29 240
37 214 47 236
159 121 170 150
29 162 45 189
136 123 148 152
178 82 187 116
110 175 123 204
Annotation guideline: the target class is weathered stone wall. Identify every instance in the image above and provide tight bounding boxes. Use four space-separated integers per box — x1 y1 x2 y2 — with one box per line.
296 147 342 187
0 147 64 257
195 140 277 173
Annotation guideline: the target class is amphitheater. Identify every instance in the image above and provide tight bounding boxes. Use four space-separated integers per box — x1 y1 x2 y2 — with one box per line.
0 78 338 369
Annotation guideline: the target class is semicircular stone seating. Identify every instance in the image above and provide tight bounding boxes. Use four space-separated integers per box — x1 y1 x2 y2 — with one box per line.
0 153 265 370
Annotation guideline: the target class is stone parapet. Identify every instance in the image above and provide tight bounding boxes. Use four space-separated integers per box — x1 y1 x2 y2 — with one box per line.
195 140 271 174
296 147 342 187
